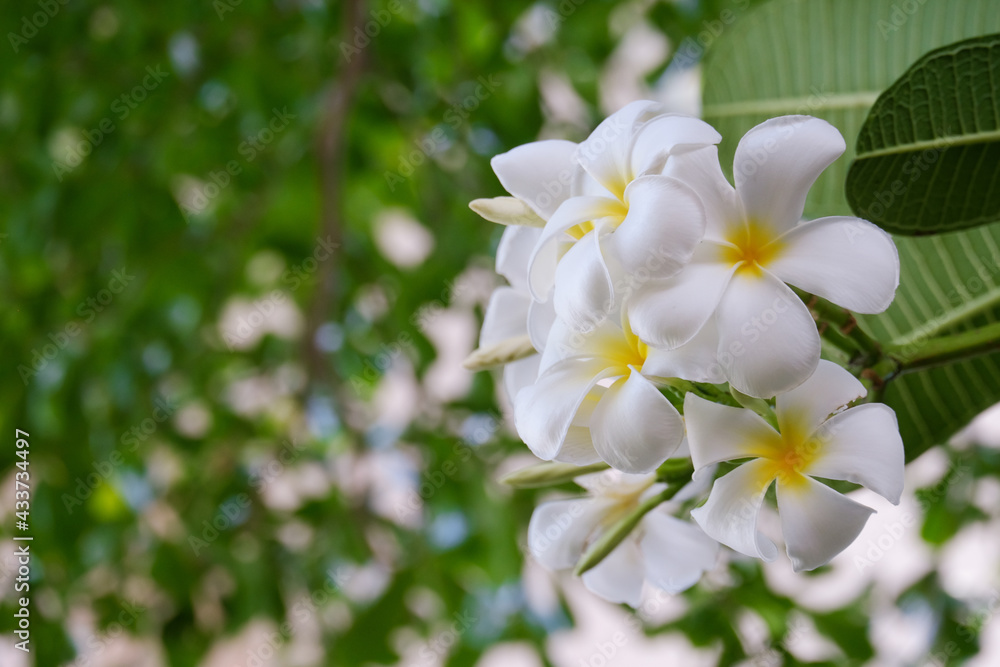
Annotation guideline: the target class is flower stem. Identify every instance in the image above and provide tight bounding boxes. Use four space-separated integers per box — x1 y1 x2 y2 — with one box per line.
574 482 687 576
885 321 1000 374
662 379 740 409
798 291 883 365
499 461 609 488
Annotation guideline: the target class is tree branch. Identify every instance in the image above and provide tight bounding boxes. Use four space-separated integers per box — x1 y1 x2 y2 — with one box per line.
304 0 368 389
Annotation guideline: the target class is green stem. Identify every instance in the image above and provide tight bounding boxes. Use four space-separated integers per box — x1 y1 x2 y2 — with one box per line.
655 457 694 484
797 290 883 364
499 461 609 488
574 483 686 576
886 321 1000 374
662 378 740 408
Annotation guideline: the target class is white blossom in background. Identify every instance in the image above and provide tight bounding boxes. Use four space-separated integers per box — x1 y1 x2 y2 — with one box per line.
685 361 905 571
628 116 900 398
528 469 718 606
491 100 721 331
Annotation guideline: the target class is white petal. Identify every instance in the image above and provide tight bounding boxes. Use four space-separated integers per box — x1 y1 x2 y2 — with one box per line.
538 309 634 374
690 459 779 561
576 468 655 496
774 359 866 438
641 318 723 383
640 512 719 593
716 271 820 398
591 370 684 473
684 393 782 471
626 251 735 349
527 498 611 570
629 114 722 178
581 537 645 607
502 354 540 405
526 298 556 353
480 287 530 347
806 404 905 504
528 196 624 301
664 145 741 242
496 224 543 292
491 139 578 218
608 175 706 281
776 476 875 571
553 230 616 332
514 358 620 460
557 387 605 465
577 100 661 197
767 216 900 314
733 116 846 234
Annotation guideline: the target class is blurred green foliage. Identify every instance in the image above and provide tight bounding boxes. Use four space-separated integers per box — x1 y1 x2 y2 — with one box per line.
1 0 997 666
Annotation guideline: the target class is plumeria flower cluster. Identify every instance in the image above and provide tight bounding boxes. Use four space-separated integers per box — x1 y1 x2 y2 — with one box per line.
467 101 904 605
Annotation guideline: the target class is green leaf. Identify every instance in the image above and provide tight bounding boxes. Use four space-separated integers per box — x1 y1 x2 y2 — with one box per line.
703 0 1000 460
702 0 1000 217
846 34 1000 235
855 222 1000 460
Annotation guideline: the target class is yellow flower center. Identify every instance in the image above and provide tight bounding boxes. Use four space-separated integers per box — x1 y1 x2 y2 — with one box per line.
620 313 648 369
565 199 629 240
566 220 596 241
721 219 784 275
593 477 655 533
749 419 822 492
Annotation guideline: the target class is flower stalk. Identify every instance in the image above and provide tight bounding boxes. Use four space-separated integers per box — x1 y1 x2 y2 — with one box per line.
886 321 1000 374
574 483 687 576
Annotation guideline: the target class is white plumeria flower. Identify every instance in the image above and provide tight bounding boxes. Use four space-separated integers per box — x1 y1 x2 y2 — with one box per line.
685 360 905 572
528 469 719 606
628 116 900 398
514 309 717 472
479 224 556 401
491 100 721 332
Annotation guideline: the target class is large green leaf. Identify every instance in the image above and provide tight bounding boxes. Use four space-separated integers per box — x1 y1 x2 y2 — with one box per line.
846 34 1000 235
855 222 1000 460
702 0 1000 459
703 0 1000 217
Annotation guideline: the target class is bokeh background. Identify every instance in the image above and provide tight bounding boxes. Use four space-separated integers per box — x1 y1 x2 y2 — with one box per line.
2 0 1000 665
